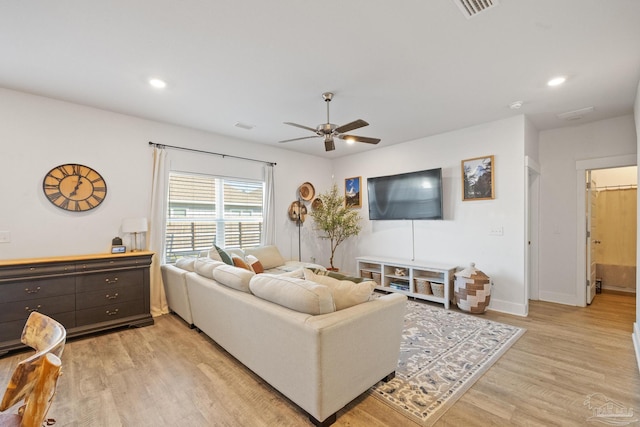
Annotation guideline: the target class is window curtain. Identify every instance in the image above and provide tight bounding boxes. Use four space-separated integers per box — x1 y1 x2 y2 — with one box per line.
149 146 169 316
262 164 276 245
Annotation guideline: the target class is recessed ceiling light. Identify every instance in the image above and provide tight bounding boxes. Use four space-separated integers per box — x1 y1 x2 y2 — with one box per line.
547 76 566 87
149 78 167 89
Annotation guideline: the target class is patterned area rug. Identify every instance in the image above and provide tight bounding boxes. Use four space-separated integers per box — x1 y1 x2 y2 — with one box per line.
369 299 525 426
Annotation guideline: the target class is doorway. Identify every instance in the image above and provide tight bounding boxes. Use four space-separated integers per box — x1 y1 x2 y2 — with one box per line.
587 166 637 301
575 154 637 307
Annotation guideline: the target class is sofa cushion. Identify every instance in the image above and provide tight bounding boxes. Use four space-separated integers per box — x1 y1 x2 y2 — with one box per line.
310 268 364 283
209 245 233 265
244 245 285 270
213 264 255 293
194 257 226 279
175 257 196 271
245 254 264 274
304 269 375 310
249 274 335 315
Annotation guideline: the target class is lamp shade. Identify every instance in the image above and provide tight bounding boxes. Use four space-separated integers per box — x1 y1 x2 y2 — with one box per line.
121 217 148 233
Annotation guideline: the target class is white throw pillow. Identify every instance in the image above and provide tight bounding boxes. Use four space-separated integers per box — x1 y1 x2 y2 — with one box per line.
249 274 335 315
213 264 255 293
304 269 375 310
244 246 286 270
194 257 225 279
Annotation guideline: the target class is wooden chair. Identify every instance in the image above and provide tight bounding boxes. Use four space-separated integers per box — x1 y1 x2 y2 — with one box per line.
0 312 66 427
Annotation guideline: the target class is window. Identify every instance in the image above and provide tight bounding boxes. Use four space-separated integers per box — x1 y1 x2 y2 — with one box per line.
165 172 264 262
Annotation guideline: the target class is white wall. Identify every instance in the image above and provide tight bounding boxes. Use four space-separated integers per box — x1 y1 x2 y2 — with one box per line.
538 115 637 305
0 88 331 261
331 115 528 315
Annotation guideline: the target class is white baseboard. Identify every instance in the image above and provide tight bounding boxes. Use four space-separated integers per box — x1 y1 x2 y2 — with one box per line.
539 290 578 306
633 323 640 373
487 298 528 317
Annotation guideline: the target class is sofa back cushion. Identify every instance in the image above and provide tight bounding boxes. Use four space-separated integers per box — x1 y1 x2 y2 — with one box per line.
249 274 335 315
244 246 285 270
194 257 226 279
304 269 375 310
213 264 255 293
175 257 196 272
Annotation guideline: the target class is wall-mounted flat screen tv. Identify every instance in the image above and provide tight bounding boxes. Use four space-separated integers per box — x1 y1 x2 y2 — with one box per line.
367 168 443 220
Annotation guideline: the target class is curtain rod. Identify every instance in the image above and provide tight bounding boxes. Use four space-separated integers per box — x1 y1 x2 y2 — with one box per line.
148 141 276 166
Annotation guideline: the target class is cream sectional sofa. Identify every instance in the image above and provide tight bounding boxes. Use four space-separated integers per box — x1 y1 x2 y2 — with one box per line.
160 246 407 426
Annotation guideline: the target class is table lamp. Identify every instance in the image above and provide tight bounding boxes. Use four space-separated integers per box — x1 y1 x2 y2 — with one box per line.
121 217 148 252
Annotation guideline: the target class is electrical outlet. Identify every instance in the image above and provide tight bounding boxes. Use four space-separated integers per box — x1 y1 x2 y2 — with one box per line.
489 226 503 236
0 231 11 243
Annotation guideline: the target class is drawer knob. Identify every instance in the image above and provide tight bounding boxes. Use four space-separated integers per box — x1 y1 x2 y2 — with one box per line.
25 304 42 312
106 309 119 316
24 286 41 294
105 277 119 284
106 293 119 300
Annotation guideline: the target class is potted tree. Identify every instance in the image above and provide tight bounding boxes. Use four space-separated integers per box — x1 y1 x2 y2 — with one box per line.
309 183 362 270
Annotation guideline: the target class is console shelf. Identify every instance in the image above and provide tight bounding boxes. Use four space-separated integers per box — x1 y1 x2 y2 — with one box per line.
356 256 457 308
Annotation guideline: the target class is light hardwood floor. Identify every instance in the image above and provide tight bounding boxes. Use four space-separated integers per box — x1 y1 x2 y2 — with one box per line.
0 292 638 426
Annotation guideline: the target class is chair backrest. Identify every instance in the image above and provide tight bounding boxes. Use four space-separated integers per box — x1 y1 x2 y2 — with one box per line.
0 312 66 427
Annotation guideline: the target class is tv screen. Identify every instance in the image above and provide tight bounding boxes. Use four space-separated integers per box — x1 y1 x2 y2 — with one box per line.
367 168 443 220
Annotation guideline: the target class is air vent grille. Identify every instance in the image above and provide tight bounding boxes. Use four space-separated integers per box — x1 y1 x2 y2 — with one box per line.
454 0 500 19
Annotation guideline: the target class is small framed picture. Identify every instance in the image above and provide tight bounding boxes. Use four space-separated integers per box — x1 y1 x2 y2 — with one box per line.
462 155 495 201
111 245 126 254
345 176 362 208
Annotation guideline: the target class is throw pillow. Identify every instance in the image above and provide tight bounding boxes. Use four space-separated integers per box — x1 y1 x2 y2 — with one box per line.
213 264 255 293
213 244 233 265
249 274 335 315
245 254 264 274
304 269 375 310
244 245 285 270
232 255 253 271
206 247 223 262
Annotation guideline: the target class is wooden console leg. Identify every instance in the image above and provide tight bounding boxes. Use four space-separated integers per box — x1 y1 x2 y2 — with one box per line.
308 412 336 427
382 371 396 382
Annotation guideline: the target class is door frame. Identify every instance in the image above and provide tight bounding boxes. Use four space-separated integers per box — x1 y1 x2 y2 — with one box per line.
575 154 636 306
525 156 540 309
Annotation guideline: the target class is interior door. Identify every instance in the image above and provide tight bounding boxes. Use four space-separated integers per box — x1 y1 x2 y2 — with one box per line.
586 172 597 304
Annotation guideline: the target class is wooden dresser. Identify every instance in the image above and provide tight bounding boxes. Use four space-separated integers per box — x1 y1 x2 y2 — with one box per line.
0 251 154 355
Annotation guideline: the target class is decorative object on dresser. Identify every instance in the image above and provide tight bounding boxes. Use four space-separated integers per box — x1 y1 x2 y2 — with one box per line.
357 257 457 308
309 184 362 270
42 163 107 212
121 218 148 252
454 262 491 313
0 252 153 356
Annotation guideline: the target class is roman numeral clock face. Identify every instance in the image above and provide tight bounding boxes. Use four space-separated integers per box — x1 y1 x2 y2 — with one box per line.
43 164 107 212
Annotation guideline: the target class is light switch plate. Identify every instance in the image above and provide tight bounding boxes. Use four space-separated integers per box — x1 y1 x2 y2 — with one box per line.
0 231 11 243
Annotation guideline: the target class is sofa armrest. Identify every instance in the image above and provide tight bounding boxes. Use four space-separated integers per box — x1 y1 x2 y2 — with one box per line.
161 264 194 326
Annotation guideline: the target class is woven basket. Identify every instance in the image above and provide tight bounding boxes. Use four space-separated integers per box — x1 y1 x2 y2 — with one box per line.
371 272 382 286
414 278 432 295
360 269 373 279
430 283 445 298
454 263 491 314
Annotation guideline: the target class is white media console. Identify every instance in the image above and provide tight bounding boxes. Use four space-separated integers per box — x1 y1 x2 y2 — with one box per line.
356 256 458 308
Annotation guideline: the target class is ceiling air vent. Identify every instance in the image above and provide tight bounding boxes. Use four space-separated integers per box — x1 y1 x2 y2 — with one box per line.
453 0 500 19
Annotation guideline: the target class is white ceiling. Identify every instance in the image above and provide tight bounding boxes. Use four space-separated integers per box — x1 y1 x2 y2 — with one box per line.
2 0 639 158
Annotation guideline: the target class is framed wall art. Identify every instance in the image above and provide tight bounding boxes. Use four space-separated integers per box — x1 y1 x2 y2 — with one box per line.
462 155 495 201
345 176 362 208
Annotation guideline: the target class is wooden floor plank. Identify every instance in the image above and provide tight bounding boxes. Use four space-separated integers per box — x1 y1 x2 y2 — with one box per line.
0 291 636 426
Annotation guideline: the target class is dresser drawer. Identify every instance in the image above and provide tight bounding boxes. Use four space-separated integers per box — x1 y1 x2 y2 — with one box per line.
0 311 75 342
76 256 151 272
76 300 144 326
0 263 75 279
76 270 142 293
0 276 76 303
0 295 76 323
76 285 143 310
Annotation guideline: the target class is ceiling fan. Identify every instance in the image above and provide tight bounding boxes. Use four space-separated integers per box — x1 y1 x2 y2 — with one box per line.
279 92 381 152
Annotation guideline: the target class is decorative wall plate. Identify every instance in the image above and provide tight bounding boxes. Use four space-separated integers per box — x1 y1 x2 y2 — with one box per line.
298 182 315 201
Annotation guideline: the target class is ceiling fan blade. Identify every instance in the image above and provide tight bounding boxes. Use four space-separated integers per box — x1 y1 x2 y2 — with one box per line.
338 134 381 145
279 135 320 143
335 119 369 134
283 122 318 133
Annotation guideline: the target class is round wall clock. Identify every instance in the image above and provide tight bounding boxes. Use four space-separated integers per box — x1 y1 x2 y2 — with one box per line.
43 163 107 212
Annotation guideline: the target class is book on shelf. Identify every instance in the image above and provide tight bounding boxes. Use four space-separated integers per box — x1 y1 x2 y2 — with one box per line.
389 281 410 291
